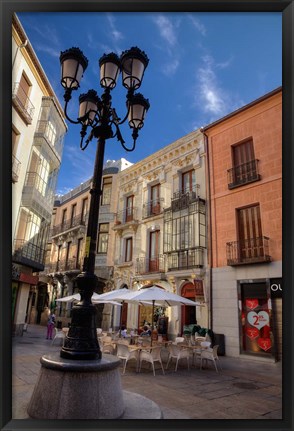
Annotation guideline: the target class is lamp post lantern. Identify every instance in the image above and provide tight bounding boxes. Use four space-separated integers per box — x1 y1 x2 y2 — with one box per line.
59 46 150 360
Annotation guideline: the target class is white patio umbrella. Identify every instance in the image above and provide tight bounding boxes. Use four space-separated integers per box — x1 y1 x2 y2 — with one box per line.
91 288 130 302
91 288 158 335
108 285 203 344
56 293 121 306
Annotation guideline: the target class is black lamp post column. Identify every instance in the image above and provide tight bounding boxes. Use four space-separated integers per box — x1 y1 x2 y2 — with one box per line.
60 136 105 360
59 46 149 361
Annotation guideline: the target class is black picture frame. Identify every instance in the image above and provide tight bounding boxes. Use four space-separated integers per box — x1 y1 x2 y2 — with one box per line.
1 1 293 431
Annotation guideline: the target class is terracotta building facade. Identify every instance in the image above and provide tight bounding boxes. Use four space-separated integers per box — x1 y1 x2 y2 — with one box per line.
203 87 282 360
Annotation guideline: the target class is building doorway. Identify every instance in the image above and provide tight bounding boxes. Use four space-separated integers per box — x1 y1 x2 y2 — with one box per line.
181 282 197 332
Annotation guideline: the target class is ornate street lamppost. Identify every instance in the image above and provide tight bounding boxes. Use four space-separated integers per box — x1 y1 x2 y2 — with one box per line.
59 47 150 360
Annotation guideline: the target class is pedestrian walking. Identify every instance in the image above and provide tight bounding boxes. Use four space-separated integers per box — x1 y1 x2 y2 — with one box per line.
46 313 56 340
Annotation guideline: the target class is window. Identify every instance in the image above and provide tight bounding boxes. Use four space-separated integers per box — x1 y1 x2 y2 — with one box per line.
65 242 72 266
182 170 196 193
102 177 112 205
13 71 34 123
61 209 67 226
97 223 109 254
150 184 161 215
126 195 134 222
70 204 77 227
17 72 31 108
45 120 57 146
12 127 20 156
149 230 160 271
237 204 263 261
125 237 133 262
81 198 88 222
229 139 260 188
239 283 273 355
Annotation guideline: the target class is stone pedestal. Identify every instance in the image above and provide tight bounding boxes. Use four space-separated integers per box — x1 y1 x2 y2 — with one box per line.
27 353 124 419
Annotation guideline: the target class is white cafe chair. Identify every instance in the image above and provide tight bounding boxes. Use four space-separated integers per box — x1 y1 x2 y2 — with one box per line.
200 345 222 372
116 342 139 374
101 336 115 354
139 345 165 376
166 344 190 372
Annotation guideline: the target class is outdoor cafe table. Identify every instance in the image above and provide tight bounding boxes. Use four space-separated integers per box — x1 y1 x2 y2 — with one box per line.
174 341 211 367
114 340 163 373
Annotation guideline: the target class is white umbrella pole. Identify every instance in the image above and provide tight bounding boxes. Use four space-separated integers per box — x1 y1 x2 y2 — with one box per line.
151 300 155 347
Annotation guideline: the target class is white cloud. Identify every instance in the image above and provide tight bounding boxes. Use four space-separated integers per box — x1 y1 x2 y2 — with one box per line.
197 55 225 115
194 54 244 122
152 15 180 76
153 15 177 47
31 23 60 46
107 13 124 42
187 14 207 36
34 44 60 58
62 144 94 185
162 59 180 77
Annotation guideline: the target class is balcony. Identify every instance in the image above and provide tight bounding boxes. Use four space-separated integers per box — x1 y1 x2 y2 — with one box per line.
113 207 139 230
226 236 271 265
227 159 261 189
12 82 35 124
171 186 200 212
114 257 133 268
22 172 55 220
34 120 64 164
13 239 45 272
136 255 166 275
142 198 164 219
166 247 204 271
51 213 87 238
12 154 21 183
45 258 83 274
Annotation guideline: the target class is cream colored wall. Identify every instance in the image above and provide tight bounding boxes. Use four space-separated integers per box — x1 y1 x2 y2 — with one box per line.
14 283 30 325
112 129 209 335
12 37 44 241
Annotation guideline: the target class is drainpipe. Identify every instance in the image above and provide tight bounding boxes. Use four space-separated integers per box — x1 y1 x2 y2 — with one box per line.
12 39 28 71
200 127 213 331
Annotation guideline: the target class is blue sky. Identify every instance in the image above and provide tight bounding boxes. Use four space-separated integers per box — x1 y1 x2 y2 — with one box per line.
17 12 282 195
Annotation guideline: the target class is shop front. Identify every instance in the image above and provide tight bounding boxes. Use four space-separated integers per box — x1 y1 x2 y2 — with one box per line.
238 279 281 359
181 279 204 331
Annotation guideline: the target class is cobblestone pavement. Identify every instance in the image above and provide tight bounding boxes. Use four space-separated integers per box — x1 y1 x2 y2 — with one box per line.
12 324 282 420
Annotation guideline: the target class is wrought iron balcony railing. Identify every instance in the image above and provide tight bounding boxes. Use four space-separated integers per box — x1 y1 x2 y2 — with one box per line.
142 198 164 219
226 236 271 265
227 159 261 189
115 207 138 225
13 239 45 271
114 257 133 266
166 247 204 271
12 82 35 124
136 255 166 274
12 154 21 183
171 185 200 211
51 213 88 237
45 258 83 273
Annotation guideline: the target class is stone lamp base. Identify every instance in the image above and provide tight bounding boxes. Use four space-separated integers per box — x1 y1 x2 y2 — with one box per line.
27 353 124 419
